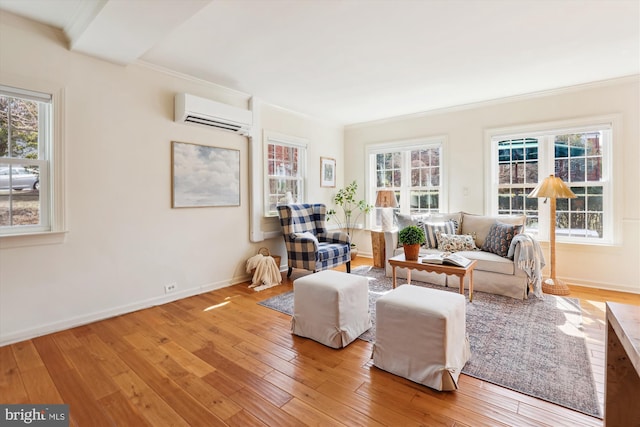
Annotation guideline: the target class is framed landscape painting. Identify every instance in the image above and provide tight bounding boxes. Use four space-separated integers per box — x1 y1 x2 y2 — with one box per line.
320 157 336 187
171 141 240 208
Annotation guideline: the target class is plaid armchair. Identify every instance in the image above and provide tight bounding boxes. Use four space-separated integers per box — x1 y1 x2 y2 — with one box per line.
277 204 351 277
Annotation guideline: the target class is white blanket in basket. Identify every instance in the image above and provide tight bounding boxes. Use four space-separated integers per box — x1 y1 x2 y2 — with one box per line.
246 254 282 291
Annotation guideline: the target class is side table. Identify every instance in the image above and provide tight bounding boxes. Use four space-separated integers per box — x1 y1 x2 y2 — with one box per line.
370 230 386 268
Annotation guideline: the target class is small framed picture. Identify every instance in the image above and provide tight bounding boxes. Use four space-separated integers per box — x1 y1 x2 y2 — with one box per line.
320 157 336 188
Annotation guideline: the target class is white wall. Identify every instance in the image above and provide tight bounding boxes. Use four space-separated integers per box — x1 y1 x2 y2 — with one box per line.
345 77 640 294
0 13 344 345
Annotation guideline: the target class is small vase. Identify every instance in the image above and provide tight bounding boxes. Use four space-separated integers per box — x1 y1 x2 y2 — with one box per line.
403 244 420 261
350 245 358 261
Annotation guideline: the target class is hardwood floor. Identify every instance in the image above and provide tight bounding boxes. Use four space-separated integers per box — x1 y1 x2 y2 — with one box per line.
1 258 639 426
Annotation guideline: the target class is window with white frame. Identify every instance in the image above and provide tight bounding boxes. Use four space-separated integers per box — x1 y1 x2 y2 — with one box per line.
367 138 445 228
489 120 613 243
264 131 307 216
0 85 55 235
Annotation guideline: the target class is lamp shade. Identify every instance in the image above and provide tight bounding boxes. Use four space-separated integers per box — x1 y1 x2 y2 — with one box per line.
375 190 398 208
528 174 576 199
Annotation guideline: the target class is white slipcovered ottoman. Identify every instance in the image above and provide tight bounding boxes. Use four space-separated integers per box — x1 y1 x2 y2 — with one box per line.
291 270 371 348
373 285 470 391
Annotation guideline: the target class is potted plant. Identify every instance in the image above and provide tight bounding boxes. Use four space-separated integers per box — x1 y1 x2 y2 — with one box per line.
327 180 373 260
398 225 425 261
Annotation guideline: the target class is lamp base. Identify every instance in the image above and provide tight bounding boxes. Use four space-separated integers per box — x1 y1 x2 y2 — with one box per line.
541 278 571 296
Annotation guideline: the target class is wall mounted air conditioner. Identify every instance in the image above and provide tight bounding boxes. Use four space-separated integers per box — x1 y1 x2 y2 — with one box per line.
174 93 252 136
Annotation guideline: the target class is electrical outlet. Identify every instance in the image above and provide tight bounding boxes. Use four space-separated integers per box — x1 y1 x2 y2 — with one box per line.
164 282 177 294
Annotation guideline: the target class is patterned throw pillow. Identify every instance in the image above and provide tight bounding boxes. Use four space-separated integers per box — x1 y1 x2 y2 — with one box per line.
436 233 477 252
420 220 459 249
481 222 523 257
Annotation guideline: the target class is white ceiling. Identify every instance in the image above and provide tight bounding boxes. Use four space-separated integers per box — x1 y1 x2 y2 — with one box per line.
1 0 638 125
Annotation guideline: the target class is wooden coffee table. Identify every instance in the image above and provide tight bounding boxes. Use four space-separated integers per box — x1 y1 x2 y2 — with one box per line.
388 253 477 301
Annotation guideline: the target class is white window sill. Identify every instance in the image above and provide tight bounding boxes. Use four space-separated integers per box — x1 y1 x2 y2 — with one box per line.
0 230 68 249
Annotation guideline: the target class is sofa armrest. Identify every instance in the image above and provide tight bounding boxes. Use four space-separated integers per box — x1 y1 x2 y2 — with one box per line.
510 244 528 278
383 230 399 275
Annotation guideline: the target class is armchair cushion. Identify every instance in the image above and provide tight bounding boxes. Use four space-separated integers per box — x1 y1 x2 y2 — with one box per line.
294 231 319 245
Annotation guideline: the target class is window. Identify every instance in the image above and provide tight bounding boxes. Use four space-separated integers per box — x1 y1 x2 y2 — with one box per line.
0 85 55 235
489 119 614 243
367 137 445 228
264 131 307 216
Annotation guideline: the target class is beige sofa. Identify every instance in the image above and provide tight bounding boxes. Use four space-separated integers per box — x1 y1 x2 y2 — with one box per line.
384 212 532 299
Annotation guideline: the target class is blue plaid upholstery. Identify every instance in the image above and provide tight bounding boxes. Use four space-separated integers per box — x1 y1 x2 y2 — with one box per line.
277 204 351 276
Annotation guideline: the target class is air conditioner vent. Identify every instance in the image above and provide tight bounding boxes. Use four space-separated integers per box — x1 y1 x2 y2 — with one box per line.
175 93 252 135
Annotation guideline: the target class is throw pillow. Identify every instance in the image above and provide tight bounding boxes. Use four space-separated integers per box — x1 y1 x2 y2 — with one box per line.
481 222 523 257
294 231 319 245
419 220 459 249
437 232 477 252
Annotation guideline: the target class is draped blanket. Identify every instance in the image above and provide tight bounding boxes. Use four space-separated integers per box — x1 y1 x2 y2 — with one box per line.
246 254 282 291
508 234 545 298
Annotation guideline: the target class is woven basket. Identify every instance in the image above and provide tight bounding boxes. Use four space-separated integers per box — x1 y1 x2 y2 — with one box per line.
250 247 281 275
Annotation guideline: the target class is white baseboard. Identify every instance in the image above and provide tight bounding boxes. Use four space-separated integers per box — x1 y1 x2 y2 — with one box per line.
563 275 640 295
0 276 245 347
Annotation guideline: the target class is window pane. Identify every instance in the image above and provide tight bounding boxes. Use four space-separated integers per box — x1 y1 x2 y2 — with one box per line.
0 163 40 226
511 162 524 184
4 98 39 159
430 167 439 186
586 134 601 156
524 162 538 184
570 158 585 182
498 164 510 185
525 145 538 160
498 188 511 211
587 213 603 238
392 170 401 187
586 158 602 181
555 159 568 181
556 197 569 211
587 194 602 212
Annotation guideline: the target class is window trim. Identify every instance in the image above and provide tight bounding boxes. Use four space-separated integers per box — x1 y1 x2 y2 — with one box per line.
262 130 308 217
365 135 448 228
484 114 621 245
0 83 65 239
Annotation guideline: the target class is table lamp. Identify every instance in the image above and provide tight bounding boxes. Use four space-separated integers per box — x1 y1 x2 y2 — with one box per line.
375 190 398 231
527 174 576 295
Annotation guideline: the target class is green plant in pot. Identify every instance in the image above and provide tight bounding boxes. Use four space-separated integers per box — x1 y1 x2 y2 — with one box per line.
398 225 425 261
327 180 373 260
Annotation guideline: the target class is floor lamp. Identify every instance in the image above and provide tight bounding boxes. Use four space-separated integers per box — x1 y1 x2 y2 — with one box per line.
375 190 398 231
527 174 576 295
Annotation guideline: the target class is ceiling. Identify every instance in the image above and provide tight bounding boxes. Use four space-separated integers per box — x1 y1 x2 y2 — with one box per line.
1 0 638 125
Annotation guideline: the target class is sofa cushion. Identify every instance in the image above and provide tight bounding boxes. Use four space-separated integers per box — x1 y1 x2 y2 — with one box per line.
437 233 477 252
420 220 458 249
461 213 526 247
457 250 515 275
481 222 523 257
395 211 462 230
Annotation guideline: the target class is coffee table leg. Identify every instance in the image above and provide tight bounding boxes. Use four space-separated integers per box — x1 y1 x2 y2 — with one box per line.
459 275 464 296
392 265 397 289
407 269 411 285
469 270 474 302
